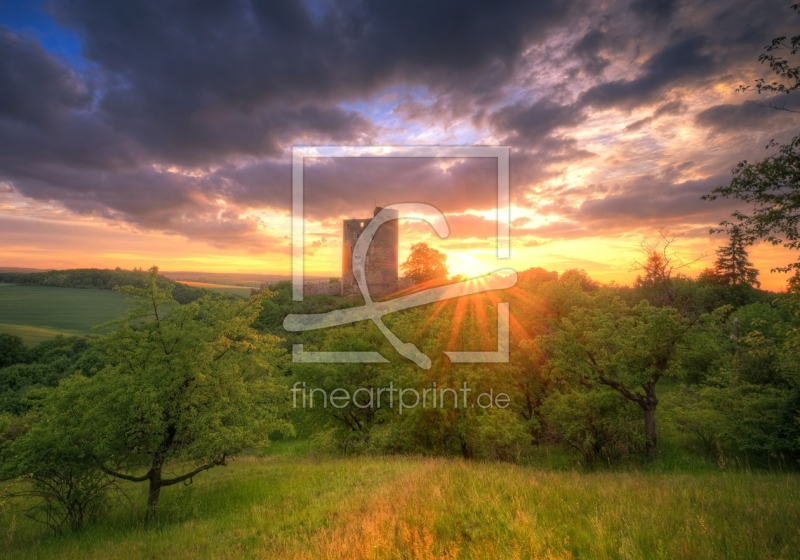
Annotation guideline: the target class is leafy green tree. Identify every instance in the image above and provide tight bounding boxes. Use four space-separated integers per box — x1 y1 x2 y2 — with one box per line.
666 300 800 460
0 334 26 368
67 267 292 520
0 336 101 415
662 384 726 458
0 379 117 533
705 5 800 284
400 242 449 284
705 135 800 281
543 388 644 468
544 295 700 459
712 226 761 287
291 322 400 453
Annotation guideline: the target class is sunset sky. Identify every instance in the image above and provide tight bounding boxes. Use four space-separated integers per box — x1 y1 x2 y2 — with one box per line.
1 0 799 290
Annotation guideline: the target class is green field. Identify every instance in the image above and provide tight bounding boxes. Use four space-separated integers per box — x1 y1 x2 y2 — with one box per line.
176 281 251 298
2 448 798 559
0 284 131 344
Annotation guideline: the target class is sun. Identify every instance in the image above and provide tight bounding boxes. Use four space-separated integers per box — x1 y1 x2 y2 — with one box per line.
447 252 492 279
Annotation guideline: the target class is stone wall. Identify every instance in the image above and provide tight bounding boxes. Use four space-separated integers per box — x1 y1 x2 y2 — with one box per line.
341 207 399 296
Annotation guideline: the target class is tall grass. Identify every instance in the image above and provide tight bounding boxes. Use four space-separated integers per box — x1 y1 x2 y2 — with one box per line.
2 452 798 559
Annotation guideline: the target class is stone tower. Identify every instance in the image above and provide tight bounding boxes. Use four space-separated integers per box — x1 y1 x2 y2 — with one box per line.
341 207 399 296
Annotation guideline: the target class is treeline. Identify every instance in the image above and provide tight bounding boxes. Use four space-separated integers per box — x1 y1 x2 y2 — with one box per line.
276 255 799 468
0 268 208 303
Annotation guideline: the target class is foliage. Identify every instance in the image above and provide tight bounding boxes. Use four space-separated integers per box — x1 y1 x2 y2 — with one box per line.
666 298 800 459
468 407 531 462
632 232 702 311
0 334 26 368
291 322 405 452
710 226 761 287
543 294 702 458
0 336 101 415
53 267 293 520
662 384 726 457
738 3 800 99
0 380 119 533
400 242 449 284
543 388 644 467
705 133 800 279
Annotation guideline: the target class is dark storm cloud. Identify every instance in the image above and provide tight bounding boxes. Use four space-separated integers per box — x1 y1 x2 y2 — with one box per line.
489 99 586 147
695 97 799 132
0 0 797 250
0 0 577 245
515 172 744 241
525 175 738 242
579 35 715 111
574 175 729 224
571 29 612 76
45 0 573 164
0 26 90 126
629 0 678 23
301 157 500 219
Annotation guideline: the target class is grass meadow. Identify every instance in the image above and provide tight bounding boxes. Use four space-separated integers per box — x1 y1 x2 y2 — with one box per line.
0 284 131 344
2 443 798 560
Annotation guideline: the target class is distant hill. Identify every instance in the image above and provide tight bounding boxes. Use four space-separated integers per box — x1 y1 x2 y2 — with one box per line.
160 270 336 287
0 268 208 304
0 267 53 273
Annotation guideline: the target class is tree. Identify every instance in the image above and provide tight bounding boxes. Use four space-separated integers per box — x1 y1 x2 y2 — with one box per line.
632 231 701 310
705 5 800 284
544 295 699 459
712 226 761 287
400 242 449 284
0 380 118 533
543 388 644 468
0 336 101 415
292 322 399 454
0 334 26 368
69 267 292 520
737 4 800 104
705 135 800 282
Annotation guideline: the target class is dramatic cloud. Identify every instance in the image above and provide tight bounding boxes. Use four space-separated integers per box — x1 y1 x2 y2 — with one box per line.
579 35 716 111
571 29 613 76
0 0 797 285
0 27 90 126
695 98 798 131
490 99 585 146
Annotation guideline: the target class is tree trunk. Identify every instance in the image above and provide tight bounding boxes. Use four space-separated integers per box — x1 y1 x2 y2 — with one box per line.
643 405 657 459
145 469 163 522
460 438 472 460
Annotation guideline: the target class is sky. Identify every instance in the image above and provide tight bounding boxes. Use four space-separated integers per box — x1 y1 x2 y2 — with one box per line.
0 0 799 290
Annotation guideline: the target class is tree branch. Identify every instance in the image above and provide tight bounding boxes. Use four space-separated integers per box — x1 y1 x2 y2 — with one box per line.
160 456 228 487
98 465 152 483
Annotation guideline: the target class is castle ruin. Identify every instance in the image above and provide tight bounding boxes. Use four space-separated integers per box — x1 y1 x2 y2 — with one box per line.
341 207 399 296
